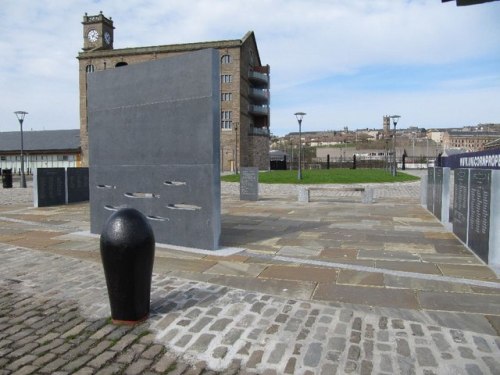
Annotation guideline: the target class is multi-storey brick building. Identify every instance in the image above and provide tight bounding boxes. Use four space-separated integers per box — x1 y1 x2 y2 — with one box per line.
77 12 270 171
442 130 500 151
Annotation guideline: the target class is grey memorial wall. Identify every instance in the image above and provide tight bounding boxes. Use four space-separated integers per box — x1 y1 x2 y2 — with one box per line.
87 49 221 250
33 167 89 207
240 167 259 201
425 167 500 265
425 167 450 225
426 168 434 212
433 168 443 219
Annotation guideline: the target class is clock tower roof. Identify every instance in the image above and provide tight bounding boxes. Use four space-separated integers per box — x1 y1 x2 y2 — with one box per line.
82 11 114 28
82 11 114 51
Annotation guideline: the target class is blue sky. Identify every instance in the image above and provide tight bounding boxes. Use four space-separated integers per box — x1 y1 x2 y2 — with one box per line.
1 0 499 136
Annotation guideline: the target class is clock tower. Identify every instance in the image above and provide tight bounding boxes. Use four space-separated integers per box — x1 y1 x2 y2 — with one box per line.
82 11 114 51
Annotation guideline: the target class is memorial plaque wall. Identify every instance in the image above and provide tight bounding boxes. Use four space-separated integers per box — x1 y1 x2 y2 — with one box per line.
420 175 428 207
88 49 221 250
452 169 469 244
488 171 500 265
433 167 443 220
467 169 491 263
426 168 434 212
67 168 89 203
34 168 66 207
240 167 259 201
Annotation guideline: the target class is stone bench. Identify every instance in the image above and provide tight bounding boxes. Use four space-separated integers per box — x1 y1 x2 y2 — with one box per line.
298 186 374 204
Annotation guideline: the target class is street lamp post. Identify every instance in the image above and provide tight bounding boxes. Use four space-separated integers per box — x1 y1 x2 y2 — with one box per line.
385 139 389 172
390 115 401 177
234 122 239 174
14 111 28 188
294 112 306 180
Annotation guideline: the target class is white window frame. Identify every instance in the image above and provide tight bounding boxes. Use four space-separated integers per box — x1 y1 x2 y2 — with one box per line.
221 92 232 101
221 55 232 64
221 111 232 130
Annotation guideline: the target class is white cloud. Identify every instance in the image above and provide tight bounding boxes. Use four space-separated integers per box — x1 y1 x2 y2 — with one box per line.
0 0 499 133
270 84 500 135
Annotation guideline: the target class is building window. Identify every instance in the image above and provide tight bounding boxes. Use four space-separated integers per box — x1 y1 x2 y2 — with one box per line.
0 156 5 161
86 64 95 73
221 55 232 64
221 93 232 101
221 111 232 130
221 75 232 84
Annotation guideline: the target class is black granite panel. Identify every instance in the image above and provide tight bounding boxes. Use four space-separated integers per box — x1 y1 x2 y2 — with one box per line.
468 169 491 263
452 169 469 244
67 168 89 203
36 168 66 207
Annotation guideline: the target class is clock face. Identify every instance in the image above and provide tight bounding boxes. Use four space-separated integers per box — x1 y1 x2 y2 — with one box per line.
104 32 111 45
87 29 99 43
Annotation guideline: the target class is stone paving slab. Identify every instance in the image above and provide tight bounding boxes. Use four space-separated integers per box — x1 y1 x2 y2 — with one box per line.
1 179 500 373
313 283 421 310
0 192 499 316
1 245 500 374
258 265 338 284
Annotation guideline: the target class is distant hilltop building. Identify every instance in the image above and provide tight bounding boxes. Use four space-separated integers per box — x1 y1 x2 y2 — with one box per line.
442 129 500 152
77 12 270 172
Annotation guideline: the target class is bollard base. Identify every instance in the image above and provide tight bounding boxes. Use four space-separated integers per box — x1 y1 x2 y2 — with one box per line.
111 314 148 326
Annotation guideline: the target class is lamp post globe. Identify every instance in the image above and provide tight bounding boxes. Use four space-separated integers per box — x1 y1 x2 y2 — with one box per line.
294 112 306 180
14 111 28 188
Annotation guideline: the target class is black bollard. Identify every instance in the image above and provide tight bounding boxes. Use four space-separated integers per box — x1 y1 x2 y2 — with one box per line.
2 169 12 189
100 208 155 325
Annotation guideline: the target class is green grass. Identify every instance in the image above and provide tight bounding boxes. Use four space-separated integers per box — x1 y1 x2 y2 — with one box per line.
221 169 420 184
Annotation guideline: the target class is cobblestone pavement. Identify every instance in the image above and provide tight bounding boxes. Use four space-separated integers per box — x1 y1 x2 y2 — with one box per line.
1 175 500 374
1 245 500 375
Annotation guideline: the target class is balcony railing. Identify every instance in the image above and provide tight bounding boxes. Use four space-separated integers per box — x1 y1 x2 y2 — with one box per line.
249 88 269 104
249 127 270 136
249 70 269 85
249 104 270 116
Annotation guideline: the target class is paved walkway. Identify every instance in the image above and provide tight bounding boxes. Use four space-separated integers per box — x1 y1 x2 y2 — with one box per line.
0 176 499 374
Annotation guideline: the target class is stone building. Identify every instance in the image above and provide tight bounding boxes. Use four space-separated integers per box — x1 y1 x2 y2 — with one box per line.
442 130 500 152
77 12 270 171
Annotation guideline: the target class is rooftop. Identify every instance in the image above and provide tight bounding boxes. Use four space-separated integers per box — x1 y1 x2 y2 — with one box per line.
78 31 262 66
0 129 80 153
